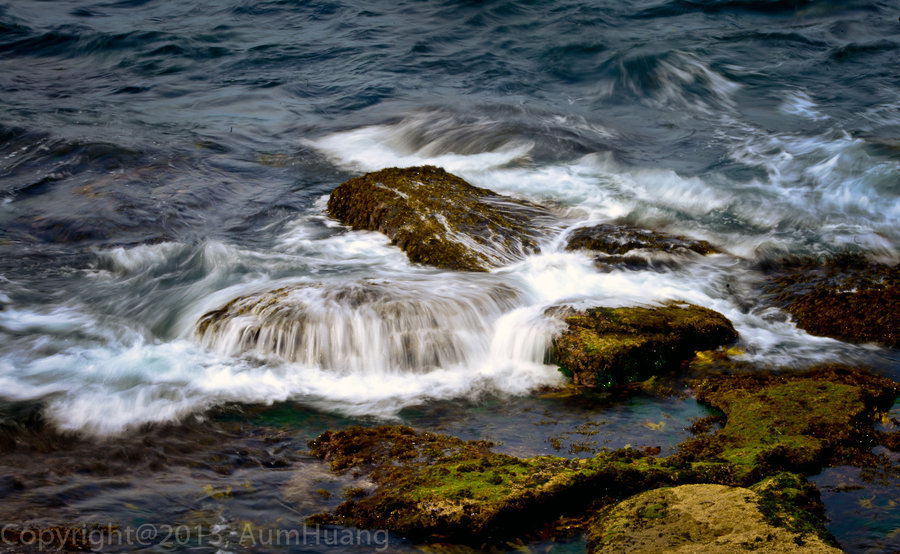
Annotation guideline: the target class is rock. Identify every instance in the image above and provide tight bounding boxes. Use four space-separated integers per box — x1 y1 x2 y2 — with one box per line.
547 302 738 389
761 254 899 347
326 165 553 271
194 280 521 370
306 367 898 547
675 365 900 479
586 483 841 553
565 224 716 270
307 426 703 544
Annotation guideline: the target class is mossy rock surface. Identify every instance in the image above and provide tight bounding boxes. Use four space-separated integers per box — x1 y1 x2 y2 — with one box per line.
307 367 898 547
586 483 840 553
761 254 899 347
566 223 716 256
326 165 553 271
676 366 900 478
548 302 738 389
307 426 715 544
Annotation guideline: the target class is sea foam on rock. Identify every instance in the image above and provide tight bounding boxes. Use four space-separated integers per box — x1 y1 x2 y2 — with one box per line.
326 165 554 271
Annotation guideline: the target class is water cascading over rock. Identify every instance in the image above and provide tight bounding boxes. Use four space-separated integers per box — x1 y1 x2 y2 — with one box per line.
194 280 524 373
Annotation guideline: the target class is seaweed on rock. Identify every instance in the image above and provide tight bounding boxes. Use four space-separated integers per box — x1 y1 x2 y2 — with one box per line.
326 165 553 271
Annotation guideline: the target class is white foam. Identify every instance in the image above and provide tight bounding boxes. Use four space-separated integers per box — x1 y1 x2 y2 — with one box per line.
306 122 534 175
779 90 829 121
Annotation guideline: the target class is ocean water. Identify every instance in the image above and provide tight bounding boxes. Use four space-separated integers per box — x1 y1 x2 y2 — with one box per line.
1 0 899 551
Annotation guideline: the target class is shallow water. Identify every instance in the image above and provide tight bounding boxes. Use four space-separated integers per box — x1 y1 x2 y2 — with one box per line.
1 0 899 551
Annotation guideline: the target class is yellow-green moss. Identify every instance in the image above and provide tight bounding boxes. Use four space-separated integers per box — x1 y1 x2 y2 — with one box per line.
675 366 900 478
307 367 898 546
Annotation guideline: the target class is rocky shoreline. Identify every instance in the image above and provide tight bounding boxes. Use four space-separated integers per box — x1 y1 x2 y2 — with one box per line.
305 166 900 551
2 166 897 552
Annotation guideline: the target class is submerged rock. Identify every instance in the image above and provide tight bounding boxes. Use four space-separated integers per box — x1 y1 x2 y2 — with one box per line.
565 223 716 271
761 254 899 347
326 165 554 271
547 303 738 389
587 482 840 553
194 280 521 371
566 223 716 256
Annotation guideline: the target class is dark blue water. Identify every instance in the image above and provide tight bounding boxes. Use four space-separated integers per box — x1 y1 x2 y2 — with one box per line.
1 1 899 552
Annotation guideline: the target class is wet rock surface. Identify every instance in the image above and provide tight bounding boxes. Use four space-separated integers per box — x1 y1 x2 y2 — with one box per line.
547 303 738 389
307 366 899 548
586 482 840 553
761 254 899 347
194 279 521 370
565 223 716 256
326 165 554 271
676 365 900 480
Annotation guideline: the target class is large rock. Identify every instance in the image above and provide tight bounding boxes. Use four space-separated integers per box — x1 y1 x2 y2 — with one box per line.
587 483 840 553
194 280 521 370
326 166 553 271
548 303 738 388
761 254 899 347
306 367 898 547
308 426 701 544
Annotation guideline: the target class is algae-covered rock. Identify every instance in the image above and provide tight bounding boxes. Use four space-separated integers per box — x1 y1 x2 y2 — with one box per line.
307 426 706 544
548 303 738 389
762 254 899 347
586 483 840 553
566 223 716 256
676 366 900 478
326 165 553 271
306 367 898 548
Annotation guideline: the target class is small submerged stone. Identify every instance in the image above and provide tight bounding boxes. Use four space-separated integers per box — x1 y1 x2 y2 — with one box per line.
547 302 738 389
326 165 554 271
565 223 717 271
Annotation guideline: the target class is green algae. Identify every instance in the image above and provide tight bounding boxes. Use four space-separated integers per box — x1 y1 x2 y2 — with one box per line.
307 366 899 547
326 165 551 271
549 303 738 389
675 366 900 479
750 472 838 546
